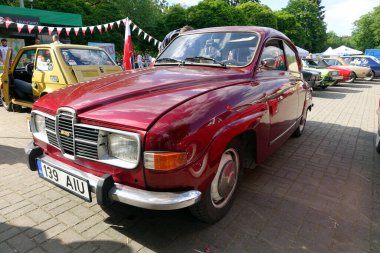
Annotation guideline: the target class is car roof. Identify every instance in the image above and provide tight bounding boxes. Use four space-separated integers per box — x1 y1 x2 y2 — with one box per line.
182 26 290 41
22 44 106 51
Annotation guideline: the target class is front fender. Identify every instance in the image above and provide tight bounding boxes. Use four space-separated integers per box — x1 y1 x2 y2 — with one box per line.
144 83 268 191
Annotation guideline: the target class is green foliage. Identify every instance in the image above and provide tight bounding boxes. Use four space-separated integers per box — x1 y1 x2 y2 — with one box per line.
274 11 304 46
187 0 244 28
226 0 260 6
284 0 327 52
236 2 277 28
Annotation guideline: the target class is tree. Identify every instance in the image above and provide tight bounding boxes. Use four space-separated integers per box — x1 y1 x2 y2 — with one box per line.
274 11 304 46
284 0 327 52
310 0 325 20
351 13 377 51
226 0 260 6
236 2 277 29
187 0 245 28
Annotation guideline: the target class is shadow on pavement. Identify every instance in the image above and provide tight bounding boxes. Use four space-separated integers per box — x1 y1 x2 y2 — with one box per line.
336 83 372 89
312 90 346 99
0 144 28 165
0 223 131 253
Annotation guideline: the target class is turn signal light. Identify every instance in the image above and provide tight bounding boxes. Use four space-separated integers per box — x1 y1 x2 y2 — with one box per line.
144 152 187 171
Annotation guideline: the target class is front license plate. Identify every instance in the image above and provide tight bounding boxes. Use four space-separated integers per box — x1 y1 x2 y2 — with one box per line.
37 160 91 202
332 76 343 80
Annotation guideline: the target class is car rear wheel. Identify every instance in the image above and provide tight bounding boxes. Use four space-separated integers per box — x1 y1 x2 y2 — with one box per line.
346 72 356 83
190 142 242 223
364 71 375 81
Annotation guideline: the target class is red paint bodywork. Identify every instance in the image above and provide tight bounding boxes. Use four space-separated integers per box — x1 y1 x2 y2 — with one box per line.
327 66 352 81
32 26 313 193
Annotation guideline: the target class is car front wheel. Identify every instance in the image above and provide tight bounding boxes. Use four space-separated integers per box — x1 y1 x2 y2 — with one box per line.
190 142 242 223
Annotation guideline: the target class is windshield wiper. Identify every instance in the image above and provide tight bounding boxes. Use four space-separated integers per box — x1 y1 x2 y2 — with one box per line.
185 56 226 68
155 57 184 65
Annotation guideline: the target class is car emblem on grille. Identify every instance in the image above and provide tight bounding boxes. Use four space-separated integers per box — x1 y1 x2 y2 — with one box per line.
60 130 72 137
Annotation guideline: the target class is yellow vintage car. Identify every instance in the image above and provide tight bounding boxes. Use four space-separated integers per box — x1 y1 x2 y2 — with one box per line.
323 57 373 81
0 44 122 111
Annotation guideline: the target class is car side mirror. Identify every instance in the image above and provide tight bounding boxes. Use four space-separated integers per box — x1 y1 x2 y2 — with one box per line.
259 58 276 70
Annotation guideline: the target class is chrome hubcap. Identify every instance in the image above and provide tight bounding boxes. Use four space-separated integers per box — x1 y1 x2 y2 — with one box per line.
211 148 239 208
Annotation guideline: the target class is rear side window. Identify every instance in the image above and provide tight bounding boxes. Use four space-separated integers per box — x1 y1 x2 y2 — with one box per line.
284 43 299 73
60 48 115 66
36 49 53 71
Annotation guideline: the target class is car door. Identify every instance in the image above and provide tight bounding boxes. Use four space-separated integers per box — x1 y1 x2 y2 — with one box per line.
0 48 13 105
256 39 298 145
32 48 66 97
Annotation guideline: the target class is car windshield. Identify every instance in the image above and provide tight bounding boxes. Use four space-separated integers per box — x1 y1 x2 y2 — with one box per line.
156 32 259 67
368 55 380 64
317 60 329 67
303 59 321 68
60 48 115 66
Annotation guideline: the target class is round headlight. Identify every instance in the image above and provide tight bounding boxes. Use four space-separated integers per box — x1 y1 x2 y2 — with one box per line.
34 114 46 135
108 133 139 163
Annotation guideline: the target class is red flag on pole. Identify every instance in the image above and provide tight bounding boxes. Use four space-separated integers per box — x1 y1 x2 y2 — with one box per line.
123 18 133 70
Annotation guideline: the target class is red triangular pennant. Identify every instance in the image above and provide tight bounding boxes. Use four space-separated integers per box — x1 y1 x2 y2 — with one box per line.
5 21 12 29
74 27 80 36
129 20 133 25
65 27 71 36
82 27 87 35
116 20 121 28
17 23 25 33
48 27 55 35
132 24 138 32
37 26 44 33
138 28 142 35
122 18 127 26
57 27 63 35
97 25 102 33
104 24 108 32
89 26 95 34
27 25 35 33
109 23 114 30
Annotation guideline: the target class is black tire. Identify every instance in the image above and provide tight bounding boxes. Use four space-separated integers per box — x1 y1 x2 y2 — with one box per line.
292 110 307 137
190 141 242 223
346 72 356 83
364 71 375 81
1 88 13 112
320 85 328 89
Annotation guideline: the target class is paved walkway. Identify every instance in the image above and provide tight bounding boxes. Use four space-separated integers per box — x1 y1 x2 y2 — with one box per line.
0 80 380 253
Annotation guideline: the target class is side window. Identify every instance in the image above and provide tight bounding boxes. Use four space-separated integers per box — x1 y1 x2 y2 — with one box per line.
16 49 36 69
36 49 53 71
259 40 286 71
284 43 299 73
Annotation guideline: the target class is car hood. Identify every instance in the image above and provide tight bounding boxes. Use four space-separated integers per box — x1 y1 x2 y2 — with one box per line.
303 67 335 77
34 66 250 130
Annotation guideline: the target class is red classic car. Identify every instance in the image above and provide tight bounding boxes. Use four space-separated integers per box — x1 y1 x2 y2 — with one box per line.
318 59 355 83
26 26 313 223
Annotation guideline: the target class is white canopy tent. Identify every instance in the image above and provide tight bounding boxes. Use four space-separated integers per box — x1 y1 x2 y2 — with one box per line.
322 45 363 56
322 47 337 56
296 46 309 58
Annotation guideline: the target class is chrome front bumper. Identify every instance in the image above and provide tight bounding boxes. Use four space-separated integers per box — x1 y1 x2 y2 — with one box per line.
25 143 201 210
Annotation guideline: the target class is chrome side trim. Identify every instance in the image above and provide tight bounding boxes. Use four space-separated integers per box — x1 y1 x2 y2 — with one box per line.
39 155 202 210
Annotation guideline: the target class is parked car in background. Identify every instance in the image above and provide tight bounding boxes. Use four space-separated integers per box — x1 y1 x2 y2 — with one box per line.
26 26 313 223
302 59 342 89
341 55 380 78
317 59 355 83
0 44 122 111
302 69 322 88
323 57 373 81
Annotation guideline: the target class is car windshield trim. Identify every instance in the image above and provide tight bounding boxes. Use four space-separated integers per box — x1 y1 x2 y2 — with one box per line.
184 56 226 68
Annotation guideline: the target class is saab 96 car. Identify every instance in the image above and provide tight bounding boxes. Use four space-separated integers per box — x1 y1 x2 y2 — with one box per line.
1 44 122 111
302 59 342 88
26 26 313 223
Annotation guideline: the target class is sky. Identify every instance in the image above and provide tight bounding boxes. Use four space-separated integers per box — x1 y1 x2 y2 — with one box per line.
166 0 379 36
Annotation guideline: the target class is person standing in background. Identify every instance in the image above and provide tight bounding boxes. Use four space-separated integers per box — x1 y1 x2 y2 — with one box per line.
0 39 9 63
51 34 62 44
158 25 194 54
137 52 143 68
34 37 41 45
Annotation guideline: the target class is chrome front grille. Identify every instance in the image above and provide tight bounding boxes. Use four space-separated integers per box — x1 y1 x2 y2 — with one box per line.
44 108 99 160
57 111 75 156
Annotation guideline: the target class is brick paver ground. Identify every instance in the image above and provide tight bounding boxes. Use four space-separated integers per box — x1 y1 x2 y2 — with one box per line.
1 80 380 253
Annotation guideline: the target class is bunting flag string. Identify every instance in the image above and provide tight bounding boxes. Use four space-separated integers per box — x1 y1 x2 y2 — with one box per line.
2 17 161 48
